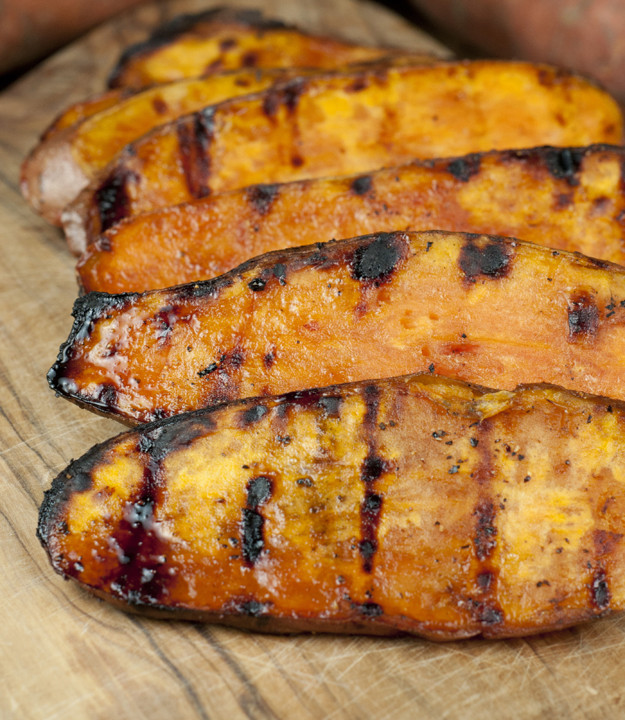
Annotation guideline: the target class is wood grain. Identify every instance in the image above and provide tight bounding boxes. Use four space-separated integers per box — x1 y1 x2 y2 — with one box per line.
1 1 625 719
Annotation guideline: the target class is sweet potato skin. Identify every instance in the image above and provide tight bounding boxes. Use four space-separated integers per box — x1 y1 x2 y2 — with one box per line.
77 144 625 293
38 373 625 638
50 230 625 425
65 60 624 243
107 8 395 89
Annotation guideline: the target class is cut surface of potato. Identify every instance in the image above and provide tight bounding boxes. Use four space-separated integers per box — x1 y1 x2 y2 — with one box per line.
49 230 625 425
38 373 625 639
107 8 401 89
77 144 625 292
64 60 624 244
22 57 435 229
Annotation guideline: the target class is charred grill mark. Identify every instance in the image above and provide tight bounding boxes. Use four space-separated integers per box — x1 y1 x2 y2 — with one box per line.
152 96 169 115
272 263 287 285
474 501 497 561
591 568 610 611
568 292 599 339
100 447 173 607
359 492 383 573
262 79 305 118
446 154 481 182
351 175 373 195
263 351 275 368
247 183 279 215
355 601 383 617
137 418 211 461
318 396 342 417
352 233 402 284
469 600 504 626
459 238 512 283
545 147 584 186
240 404 268 426
248 277 267 291
242 475 274 565
177 107 214 199
96 164 138 232
358 385 389 573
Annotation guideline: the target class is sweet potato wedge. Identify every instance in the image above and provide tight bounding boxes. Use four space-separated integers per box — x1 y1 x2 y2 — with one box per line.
77 144 625 293
64 60 624 243
38 373 625 638
107 8 400 89
49 230 625 425
23 57 435 228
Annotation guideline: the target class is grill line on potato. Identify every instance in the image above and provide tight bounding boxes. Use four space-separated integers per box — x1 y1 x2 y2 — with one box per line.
38 373 625 639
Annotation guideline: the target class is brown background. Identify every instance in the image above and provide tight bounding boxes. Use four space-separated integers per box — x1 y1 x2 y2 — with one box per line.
1 1 624 718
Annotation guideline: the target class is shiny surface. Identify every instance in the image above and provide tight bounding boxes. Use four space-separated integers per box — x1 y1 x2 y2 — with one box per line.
51 230 625 425
65 60 624 244
77 144 625 293
39 373 625 638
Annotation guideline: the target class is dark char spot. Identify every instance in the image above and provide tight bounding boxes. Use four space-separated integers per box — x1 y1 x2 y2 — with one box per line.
447 154 481 182
241 404 268 425
351 175 373 195
591 568 610 611
96 165 138 232
568 293 599 339
246 476 273 509
356 602 383 617
272 263 287 285
177 107 214 199
474 501 497 560
198 362 218 377
352 233 401 283
242 509 265 564
459 239 511 282
318 396 342 417
247 184 279 215
248 277 267 291
545 147 584 186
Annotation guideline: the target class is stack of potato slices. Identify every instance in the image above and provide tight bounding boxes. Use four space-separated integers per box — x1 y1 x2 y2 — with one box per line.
24 7 625 640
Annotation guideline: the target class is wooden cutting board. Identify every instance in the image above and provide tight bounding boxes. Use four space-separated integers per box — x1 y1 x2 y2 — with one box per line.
1 1 624 718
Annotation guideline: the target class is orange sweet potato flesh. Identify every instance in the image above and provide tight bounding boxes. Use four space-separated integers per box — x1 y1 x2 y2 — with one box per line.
64 60 624 244
49 230 625 426
107 8 400 90
78 144 625 293
23 57 434 229
38 373 625 638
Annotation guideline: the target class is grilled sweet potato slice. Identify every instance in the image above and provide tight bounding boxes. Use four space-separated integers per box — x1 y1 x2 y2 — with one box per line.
23 57 434 228
64 60 624 243
107 8 400 89
77 144 625 293
38 373 625 638
49 230 625 425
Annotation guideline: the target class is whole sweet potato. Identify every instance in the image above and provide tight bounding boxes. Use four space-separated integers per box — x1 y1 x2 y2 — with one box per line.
49 230 625 425
63 60 624 243
77 144 625 293
38 372 625 638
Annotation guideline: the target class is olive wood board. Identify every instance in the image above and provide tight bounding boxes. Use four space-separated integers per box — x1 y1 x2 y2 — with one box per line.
0 1 623 718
